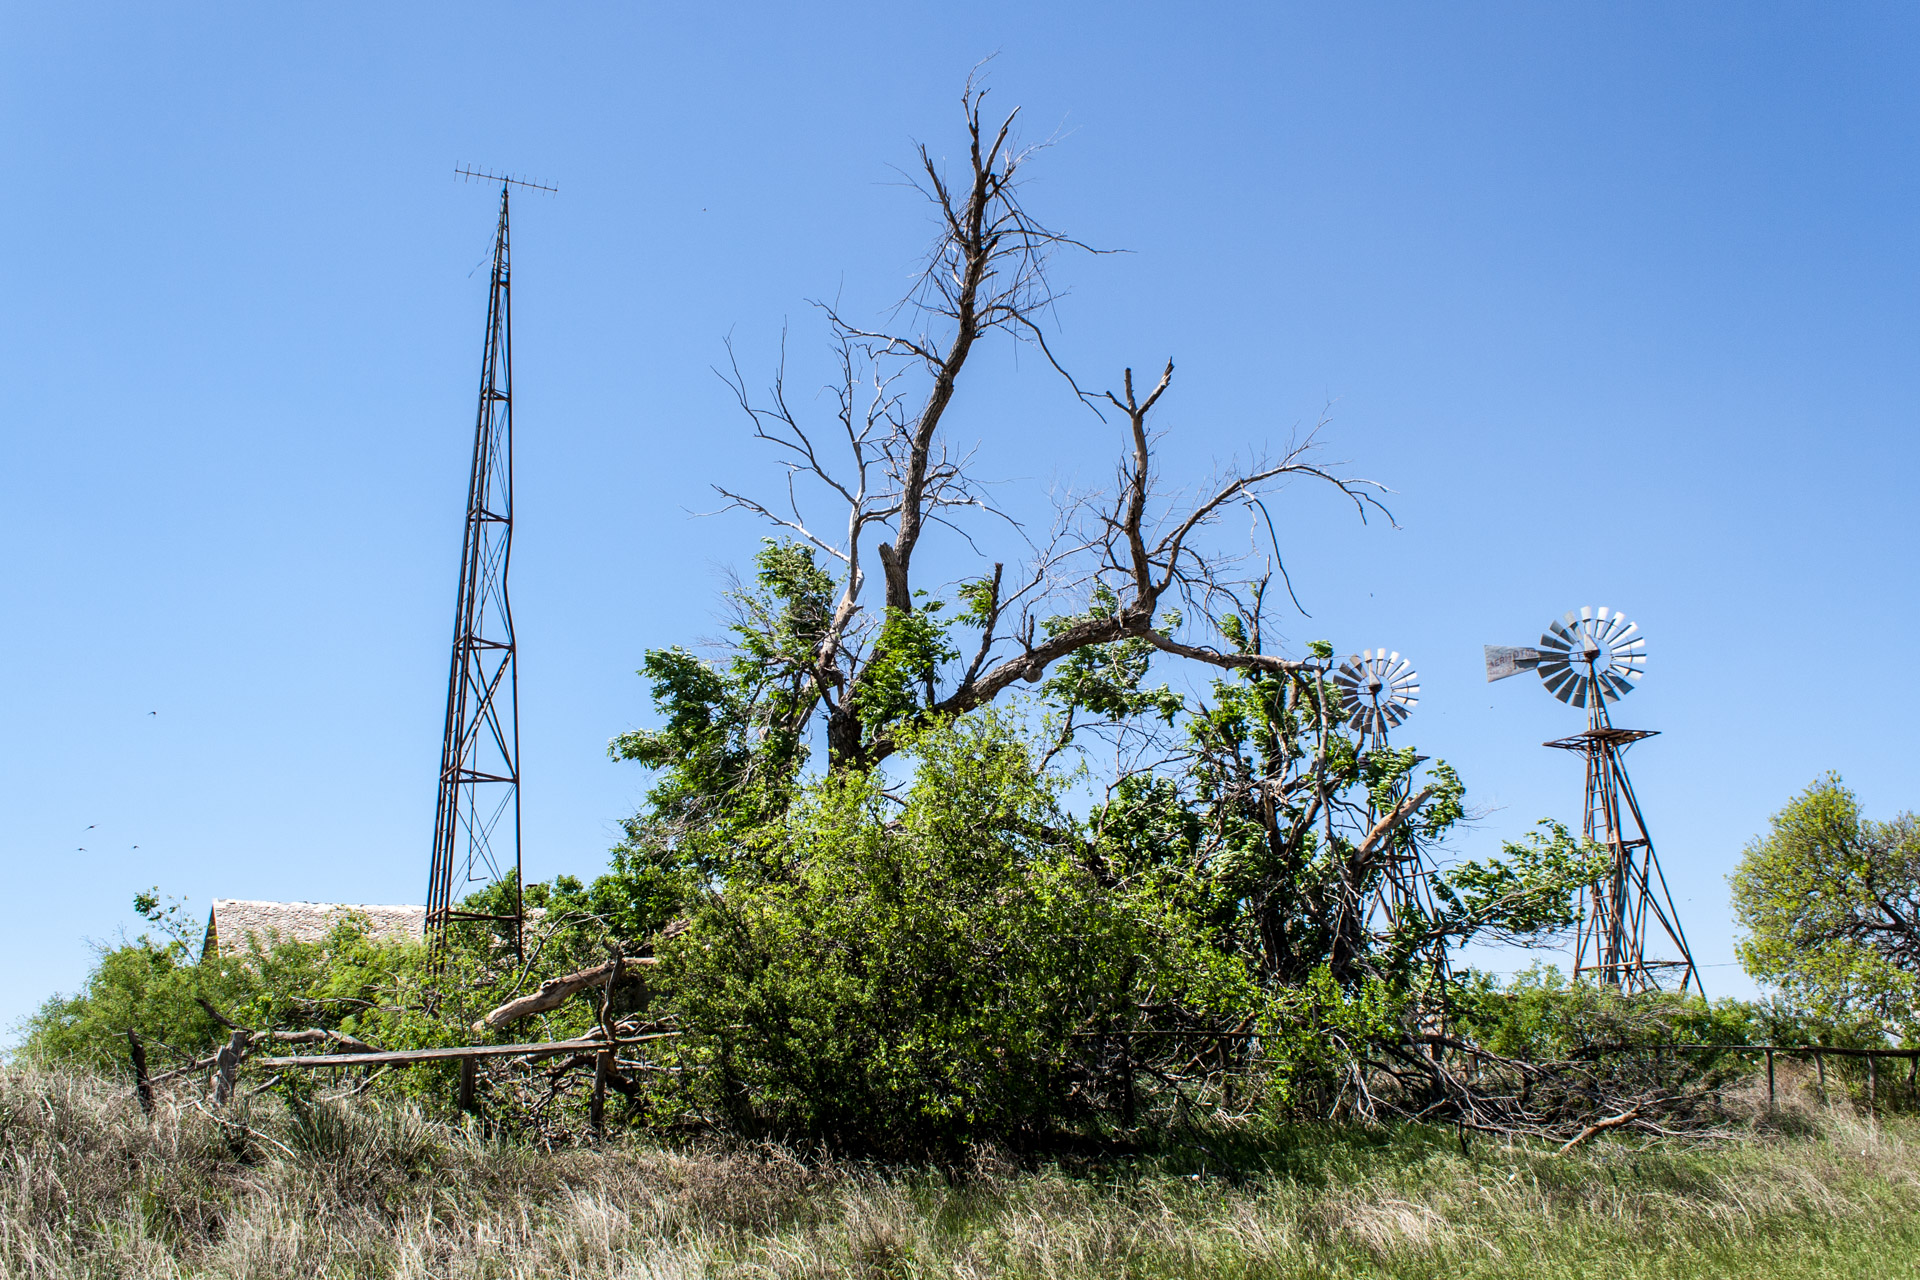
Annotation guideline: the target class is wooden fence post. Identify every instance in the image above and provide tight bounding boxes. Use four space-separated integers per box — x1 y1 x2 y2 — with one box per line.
128 1029 154 1117
591 1050 611 1137
210 1030 251 1107
458 1055 477 1114
1867 1054 1877 1117
1765 1050 1775 1113
1815 1051 1826 1104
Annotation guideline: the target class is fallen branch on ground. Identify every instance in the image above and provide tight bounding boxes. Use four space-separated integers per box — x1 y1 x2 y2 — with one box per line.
1558 1108 1644 1155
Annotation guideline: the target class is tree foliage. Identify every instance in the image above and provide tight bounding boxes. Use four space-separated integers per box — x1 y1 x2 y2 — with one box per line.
1731 776 1920 1040
658 713 1178 1151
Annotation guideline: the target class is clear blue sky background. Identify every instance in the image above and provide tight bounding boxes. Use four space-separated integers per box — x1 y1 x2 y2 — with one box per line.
5 3 1916 1036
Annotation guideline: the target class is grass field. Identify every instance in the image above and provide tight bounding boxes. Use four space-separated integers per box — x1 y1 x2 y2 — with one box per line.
4 1065 1918 1279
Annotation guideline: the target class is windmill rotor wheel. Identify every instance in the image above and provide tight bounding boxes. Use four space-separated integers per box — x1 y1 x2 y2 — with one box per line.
1334 649 1419 736
1537 607 1646 707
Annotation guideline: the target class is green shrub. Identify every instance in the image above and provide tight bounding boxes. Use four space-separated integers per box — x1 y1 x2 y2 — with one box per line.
658 712 1177 1153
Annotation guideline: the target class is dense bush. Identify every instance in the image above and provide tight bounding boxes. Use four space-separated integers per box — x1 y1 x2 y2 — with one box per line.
655 714 1208 1152
16 879 619 1093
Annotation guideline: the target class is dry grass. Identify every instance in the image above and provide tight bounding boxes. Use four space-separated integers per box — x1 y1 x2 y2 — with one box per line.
3 1066 1919 1279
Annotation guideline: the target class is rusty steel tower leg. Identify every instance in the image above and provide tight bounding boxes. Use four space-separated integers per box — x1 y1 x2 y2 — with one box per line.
1557 698 1698 996
427 181 524 971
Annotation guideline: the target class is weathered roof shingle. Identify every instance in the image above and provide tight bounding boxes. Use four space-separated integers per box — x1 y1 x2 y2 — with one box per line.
201 899 424 960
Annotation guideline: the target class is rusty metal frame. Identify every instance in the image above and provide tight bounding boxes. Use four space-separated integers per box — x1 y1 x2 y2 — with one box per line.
426 181 524 966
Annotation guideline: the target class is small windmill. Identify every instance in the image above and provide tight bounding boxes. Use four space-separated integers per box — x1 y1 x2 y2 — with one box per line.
1486 608 1698 995
1332 650 1420 742
1332 651 1432 936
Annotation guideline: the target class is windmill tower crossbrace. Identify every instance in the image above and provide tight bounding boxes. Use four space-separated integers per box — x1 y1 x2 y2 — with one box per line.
425 173 549 965
1485 608 1698 995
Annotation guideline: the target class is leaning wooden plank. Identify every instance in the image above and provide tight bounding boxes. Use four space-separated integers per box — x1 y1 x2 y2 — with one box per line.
257 1037 609 1069
473 956 657 1033
269 1028 381 1054
258 1030 679 1070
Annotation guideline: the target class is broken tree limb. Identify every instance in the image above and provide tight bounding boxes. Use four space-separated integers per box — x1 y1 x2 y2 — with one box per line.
196 997 253 1034
473 956 657 1033
268 1028 383 1054
1556 1107 1642 1155
1353 786 1438 860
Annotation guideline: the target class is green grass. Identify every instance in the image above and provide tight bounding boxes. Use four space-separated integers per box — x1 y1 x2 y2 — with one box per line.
3 1065 1918 1278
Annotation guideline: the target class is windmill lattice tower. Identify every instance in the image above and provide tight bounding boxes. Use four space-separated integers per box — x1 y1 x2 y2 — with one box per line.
1485 608 1698 995
425 170 555 966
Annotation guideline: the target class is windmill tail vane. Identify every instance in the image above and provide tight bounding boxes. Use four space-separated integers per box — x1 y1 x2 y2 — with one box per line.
1483 645 1547 682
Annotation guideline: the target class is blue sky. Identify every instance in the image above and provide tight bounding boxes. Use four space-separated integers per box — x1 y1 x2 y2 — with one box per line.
5 3 1917 1034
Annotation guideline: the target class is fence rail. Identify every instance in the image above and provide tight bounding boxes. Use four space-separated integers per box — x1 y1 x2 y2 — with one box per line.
179 1029 1920 1130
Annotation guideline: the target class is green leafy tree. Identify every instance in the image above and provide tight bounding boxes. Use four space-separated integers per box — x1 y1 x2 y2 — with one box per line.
1731 776 1920 1040
658 712 1183 1152
21 880 622 1090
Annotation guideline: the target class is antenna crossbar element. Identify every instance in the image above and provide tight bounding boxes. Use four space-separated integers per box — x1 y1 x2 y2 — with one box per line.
454 166 558 194
426 182 525 972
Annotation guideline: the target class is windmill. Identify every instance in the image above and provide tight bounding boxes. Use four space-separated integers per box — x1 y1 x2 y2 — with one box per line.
1332 650 1419 741
1332 651 1433 938
1485 608 1698 995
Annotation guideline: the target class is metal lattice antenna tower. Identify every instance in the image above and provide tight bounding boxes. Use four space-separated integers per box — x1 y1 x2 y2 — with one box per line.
1485 608 1699 995
1333 650 1432 932
426 170 554 965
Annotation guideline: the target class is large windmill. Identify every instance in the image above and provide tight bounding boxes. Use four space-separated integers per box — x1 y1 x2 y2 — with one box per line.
1485 607 1698 995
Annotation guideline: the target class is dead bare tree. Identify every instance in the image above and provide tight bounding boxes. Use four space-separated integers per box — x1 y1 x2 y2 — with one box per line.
707 78 1390 775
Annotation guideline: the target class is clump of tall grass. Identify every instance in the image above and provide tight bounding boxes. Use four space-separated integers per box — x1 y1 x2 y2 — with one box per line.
2 1064 1917 1279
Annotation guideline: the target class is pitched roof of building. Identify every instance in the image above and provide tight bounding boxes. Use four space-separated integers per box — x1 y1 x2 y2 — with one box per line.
201 899 425 960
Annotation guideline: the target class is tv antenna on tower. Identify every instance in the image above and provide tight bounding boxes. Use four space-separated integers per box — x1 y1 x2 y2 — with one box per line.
1485 608 1698 995
425 167 554 968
